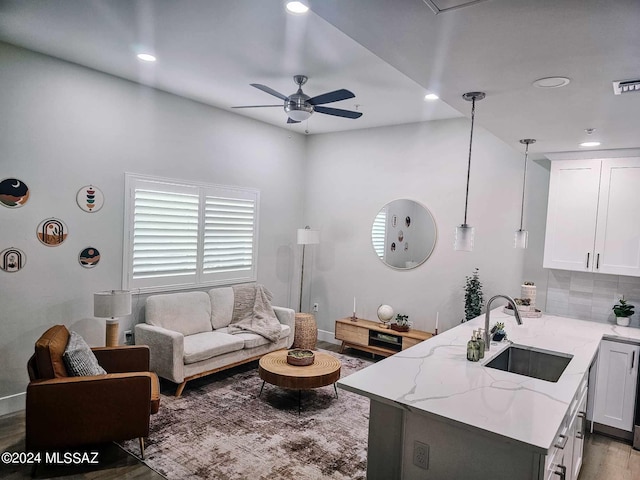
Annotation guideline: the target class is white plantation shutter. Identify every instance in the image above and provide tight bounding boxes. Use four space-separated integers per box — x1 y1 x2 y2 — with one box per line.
372 209 387 259
124 174 259 292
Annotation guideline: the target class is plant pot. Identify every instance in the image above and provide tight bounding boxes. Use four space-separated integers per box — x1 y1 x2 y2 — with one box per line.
616 316 631 327
390 324 409 332
492 332 506 342
287 349 315 366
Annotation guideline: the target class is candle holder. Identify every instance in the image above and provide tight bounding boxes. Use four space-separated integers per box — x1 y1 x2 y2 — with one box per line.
350 312 358 322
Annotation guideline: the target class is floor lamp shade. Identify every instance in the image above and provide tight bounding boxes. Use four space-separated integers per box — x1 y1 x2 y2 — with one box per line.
297 228 320 245
94 290 132 347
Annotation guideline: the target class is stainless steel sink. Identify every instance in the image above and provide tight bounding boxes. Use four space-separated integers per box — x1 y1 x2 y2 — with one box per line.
485 345 573 382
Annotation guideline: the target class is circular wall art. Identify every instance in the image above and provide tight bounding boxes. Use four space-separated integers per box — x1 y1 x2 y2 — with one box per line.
36 218 68 246
0 178 30 208
0 247 26 272
79 247 101 268
76 185 104 212
398 230 404 242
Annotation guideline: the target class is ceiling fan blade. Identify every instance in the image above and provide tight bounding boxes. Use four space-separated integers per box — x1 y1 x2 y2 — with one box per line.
231 105 282 109
250 83 289 101
314 106 362 119
308 89 355 105
287 117 301 124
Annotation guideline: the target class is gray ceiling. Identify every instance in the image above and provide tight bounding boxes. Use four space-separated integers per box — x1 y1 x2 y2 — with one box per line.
1 0 638 156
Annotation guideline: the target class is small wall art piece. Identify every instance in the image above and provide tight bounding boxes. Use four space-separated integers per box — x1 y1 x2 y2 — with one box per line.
398 230 404 242
37 218 68 246
0 247 26 272
405 216 411 227
391 215 397 228
0 178 30 208
390 242 396 252
404 242 409 251
79 247 100 268
76 185 104 212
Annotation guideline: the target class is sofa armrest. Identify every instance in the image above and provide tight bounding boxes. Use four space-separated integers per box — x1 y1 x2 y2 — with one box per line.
26 373 152 450
92 345 150 373
134 323 185 383
273 306 295 348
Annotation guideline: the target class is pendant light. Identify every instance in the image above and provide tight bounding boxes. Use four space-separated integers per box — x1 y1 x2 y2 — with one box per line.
454 91 485 251
514 139 536 249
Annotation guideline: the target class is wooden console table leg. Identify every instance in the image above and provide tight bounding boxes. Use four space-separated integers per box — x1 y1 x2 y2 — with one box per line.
339 341 346 354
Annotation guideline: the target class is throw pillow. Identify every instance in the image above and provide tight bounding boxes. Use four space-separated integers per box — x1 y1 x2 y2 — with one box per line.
63 331 107 376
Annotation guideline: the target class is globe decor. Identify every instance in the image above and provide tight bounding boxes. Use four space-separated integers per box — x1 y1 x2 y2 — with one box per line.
377 304 394 329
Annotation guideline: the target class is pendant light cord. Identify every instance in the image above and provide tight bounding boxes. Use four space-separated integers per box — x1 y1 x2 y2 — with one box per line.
519 142 530 230
463 97 476 225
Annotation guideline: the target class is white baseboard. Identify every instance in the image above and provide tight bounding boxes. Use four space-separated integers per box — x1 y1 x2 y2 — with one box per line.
318 329 340 345
0 392 25 417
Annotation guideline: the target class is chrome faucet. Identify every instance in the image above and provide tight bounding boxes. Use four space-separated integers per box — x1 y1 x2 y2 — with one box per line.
484 294 523 351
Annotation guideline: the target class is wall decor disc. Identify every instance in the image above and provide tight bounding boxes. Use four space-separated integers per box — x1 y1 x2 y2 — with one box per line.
0 247 26 272
36 218 68 246
0 178 30 208
79 247 100 268
76 185 104 212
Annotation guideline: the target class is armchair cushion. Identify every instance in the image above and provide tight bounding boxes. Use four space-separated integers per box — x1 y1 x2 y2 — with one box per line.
63 331 107 376
34 324 70 379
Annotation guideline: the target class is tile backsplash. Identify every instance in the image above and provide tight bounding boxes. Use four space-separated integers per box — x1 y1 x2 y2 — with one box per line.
545 270 640 327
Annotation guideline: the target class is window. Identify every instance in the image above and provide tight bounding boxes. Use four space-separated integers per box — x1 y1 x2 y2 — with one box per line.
372 208 386 259
123 174 259 292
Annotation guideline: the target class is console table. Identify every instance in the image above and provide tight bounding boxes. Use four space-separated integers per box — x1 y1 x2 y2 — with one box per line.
335 317 432 357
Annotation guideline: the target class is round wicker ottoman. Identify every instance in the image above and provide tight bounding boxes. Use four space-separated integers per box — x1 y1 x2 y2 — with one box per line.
293 313 318 349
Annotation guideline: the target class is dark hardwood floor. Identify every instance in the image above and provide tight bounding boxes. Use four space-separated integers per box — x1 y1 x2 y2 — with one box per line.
1 341 637 479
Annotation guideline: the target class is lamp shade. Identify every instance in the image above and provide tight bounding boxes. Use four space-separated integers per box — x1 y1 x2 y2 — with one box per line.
297 228 320 245
94 290 132 318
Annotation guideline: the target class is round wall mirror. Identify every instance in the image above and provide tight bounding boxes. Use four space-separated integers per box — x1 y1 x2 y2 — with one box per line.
371 199 437 269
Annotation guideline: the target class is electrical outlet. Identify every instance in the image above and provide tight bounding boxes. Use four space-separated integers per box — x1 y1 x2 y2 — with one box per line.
413 441 429 470
124 330 133 344
313 303 319 312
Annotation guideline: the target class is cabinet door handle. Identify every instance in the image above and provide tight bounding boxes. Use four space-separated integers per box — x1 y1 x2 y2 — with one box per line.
596 253 600 269
554 434 568 449
554 465 567 480
632 351 636 372
586 252 590 269
577 411 586 439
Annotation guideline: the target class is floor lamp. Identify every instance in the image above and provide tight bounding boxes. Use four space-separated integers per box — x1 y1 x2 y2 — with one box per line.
94 290 132 347
297 226 319 312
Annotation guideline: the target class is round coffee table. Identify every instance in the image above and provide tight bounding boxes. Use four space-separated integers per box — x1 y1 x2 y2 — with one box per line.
258 350 341 412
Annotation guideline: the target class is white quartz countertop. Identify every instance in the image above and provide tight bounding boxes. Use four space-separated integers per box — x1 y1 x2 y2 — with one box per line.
337 308 640 453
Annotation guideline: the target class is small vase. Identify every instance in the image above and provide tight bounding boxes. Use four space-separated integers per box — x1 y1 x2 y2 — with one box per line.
616 316 630 327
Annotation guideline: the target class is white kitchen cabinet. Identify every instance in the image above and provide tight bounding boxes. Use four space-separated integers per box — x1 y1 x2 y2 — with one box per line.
543 157 640 276
593 339 640 432
569 392 587 480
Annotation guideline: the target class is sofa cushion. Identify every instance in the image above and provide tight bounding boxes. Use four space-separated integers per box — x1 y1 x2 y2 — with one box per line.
35 325 70 379
63 331 107 376
218 324 291 349
208 287 234 329
183 332 244 365
146 291 212 336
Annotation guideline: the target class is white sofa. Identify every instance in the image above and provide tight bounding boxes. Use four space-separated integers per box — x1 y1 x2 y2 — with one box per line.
135 287 295 396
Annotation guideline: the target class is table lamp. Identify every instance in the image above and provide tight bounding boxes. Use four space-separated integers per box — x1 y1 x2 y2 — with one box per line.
94 290 132 347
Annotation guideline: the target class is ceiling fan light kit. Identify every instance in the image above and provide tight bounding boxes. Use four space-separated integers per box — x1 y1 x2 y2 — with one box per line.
233 75 363 124
454 91 485 252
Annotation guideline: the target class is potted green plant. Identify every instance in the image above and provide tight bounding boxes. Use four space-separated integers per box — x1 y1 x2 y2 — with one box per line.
491 322 507 342
613 297 635 327
391 314 410 332
463 268 484 322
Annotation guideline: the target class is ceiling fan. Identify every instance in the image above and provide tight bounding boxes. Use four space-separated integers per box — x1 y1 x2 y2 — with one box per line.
232 75 363 123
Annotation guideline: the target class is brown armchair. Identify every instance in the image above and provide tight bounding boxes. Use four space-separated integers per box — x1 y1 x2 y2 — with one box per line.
26 325 160 458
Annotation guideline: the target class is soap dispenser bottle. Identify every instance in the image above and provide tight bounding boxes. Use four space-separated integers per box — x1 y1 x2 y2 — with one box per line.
477 329 486 359
467 331 480 362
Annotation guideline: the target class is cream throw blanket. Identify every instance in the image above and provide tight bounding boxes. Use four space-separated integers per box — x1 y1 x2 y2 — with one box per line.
227 284 281 342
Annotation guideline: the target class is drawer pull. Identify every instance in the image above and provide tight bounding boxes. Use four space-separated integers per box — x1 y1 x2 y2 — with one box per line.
554 465 567 480
577 411 586 439
596 253 600 269
632 351 635 372
554 434 568 449
586 253 590 269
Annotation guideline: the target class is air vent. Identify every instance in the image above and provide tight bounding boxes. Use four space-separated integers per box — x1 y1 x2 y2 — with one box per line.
422 0 492 15
612 79 640 95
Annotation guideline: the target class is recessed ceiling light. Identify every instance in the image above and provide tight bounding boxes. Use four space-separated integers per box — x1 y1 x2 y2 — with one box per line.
579 141 601 148
424 93 439 101
286 1 309 14
137 53 156 62
532 77 570 88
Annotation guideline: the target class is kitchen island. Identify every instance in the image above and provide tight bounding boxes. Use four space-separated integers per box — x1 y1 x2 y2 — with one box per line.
337 308 640 479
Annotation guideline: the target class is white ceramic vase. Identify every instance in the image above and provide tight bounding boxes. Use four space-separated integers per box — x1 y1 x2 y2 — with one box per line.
616 316 630 327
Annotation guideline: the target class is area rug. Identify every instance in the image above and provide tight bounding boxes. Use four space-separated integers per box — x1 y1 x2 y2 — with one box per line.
121 350 374 480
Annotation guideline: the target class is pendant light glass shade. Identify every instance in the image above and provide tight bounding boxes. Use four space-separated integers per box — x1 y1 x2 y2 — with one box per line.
455 224 475 251
514 139 535 249
454 92 485 251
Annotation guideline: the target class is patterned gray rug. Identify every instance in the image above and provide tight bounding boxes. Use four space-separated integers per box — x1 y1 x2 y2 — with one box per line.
121 350 374 480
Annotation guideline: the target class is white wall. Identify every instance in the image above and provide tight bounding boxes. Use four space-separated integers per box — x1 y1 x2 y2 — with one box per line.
304 119 528 336
0 43 306 413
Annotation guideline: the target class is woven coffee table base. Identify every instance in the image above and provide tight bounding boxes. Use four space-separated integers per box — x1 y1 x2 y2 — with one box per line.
293 313 318 349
